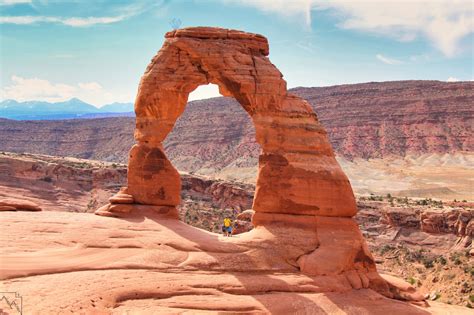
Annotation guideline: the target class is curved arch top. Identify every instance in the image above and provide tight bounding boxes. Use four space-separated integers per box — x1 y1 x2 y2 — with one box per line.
122 27 357 220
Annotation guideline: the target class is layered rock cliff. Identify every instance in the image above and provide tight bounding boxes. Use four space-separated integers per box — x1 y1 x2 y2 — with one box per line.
0 152 252 214
1 80 472 165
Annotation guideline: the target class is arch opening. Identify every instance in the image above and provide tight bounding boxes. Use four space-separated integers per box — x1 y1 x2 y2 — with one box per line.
163 83 261 233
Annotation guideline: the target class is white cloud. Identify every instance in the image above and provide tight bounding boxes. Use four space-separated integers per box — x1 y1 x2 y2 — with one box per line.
0 0 31 5
0 1 162 27
446 77 460 82
225 0 312 27
228 0 473 57
376 54 403 65
188 84 222 101
78 82 102 91
319 0 473 57
0 15 128 27
61 16 127 27
0 75 131 106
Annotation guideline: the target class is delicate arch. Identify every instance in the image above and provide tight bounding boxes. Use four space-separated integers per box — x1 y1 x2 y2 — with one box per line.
124 27 357 221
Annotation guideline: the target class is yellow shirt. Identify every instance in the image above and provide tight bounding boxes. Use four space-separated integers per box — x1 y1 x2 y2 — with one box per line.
224 218 231 227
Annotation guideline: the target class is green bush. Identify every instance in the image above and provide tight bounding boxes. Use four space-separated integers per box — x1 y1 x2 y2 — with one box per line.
407 277 416 285
437 256 447 265
422 257 434 268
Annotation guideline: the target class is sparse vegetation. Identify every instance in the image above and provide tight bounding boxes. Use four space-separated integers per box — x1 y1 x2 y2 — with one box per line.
40 176 53 183
407 277 417 285
437 256 447 265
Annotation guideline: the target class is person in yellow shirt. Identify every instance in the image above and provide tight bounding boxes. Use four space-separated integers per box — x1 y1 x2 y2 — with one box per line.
222 217 233 237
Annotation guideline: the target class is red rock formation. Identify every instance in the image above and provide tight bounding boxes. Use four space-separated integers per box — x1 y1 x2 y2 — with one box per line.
0 198 41 211
421 209 473 236
94 27 414 300
124 27 356 217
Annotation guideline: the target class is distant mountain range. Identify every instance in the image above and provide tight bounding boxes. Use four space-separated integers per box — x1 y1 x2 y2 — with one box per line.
0 98 134 120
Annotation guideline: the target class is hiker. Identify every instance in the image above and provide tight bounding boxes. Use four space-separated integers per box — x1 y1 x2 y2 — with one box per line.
222 217 233 237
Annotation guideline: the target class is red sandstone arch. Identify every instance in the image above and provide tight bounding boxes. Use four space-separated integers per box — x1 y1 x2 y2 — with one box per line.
126 27 357 221
94 27 425 300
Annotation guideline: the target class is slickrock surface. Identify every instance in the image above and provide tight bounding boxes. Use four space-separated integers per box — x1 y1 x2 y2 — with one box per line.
2 210 470 314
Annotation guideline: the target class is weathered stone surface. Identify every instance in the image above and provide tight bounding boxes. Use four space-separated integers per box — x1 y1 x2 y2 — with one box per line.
236 209 255 221
4 210 465 314
421 209 473 236
0 205 16 211
0 198 42 211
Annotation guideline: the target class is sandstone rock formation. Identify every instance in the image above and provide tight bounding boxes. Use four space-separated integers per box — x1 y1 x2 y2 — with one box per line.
0 198 41 211
94 27 417 300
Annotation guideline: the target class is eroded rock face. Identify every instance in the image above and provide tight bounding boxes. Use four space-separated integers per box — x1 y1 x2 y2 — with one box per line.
95 27 407 297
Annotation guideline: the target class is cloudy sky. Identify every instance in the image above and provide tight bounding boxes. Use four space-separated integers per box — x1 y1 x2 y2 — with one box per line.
0 0 472 106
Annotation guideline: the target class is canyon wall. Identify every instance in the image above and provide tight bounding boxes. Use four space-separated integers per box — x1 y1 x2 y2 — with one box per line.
0 80 471 165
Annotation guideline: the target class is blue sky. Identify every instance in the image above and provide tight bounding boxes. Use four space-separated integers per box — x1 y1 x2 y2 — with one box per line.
0 0 472 106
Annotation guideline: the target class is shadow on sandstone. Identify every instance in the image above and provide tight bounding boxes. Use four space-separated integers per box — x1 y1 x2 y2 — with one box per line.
112 209 430 314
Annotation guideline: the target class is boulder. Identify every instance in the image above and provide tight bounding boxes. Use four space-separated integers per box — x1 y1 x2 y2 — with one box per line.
0 198 42 211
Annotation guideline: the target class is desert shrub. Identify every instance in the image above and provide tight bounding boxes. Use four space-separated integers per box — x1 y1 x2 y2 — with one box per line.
437 256 447 265
380 244 395 255
450 252 463 265
87 198 98 210
470 295 474 303
40 176 53 183
406 248 425 262
416 199 429 206
422 257 435 268
464 266 474 277
407 277 416 285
